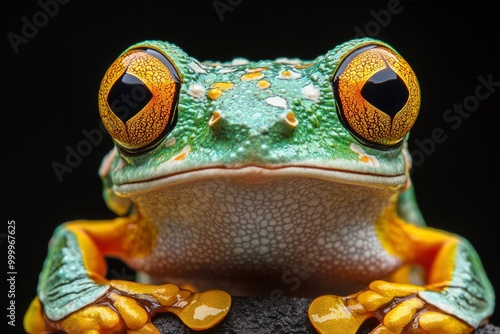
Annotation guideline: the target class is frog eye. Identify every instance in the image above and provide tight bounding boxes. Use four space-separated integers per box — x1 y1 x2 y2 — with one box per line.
98 48 181 154
332 44 420 148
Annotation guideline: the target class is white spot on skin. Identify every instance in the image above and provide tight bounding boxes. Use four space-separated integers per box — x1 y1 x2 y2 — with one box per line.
350 143 380 167
193 305 226 320
189 61 207 74
187 83 206 98
275 57 301 65
164 137 176 148
218 67 237 74
301 83 320 102
265 96 288 109
230 58 250 65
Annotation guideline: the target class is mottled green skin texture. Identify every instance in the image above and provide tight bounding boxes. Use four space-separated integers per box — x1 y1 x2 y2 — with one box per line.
37 227 109 321
36 38 495 331
419 241 495 328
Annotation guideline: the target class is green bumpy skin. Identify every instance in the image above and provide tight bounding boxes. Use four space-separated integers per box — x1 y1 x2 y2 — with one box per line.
24 38 495 334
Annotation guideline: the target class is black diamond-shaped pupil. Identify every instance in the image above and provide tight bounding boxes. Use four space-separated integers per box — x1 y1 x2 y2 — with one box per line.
108 73 153 122
361 67 409 118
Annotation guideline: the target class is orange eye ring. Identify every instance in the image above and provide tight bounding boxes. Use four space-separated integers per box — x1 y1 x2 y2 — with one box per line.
98 48 181 154
332 44 420 148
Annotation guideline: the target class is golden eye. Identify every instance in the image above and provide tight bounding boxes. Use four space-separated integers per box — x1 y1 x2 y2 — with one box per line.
98 48 181 154
332 44 420 148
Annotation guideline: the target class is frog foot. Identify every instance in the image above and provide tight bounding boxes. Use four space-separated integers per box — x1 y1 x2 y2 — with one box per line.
25 280 231 334
308 280 473 334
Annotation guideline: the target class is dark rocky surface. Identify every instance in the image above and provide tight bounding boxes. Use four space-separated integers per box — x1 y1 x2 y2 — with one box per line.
153 295 499 333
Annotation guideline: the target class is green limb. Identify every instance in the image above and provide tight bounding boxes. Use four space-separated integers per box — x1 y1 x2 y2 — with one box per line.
37 225 110 321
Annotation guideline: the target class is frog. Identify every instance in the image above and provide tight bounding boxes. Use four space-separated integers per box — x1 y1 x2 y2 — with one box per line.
24 37 495 334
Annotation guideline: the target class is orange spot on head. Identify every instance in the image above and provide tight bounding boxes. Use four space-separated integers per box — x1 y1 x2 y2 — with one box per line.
209 111 222 127
211 82 234 91
294 63 313 69
207 88 222 100
241 72 264 81
246 67 268 73
172 145 191 162
256 80 271 89
359 155 371 163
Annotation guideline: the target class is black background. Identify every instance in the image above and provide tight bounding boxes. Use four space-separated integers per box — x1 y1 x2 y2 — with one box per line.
4 1 500 332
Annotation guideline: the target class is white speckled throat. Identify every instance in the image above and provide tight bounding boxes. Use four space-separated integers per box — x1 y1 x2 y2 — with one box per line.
124 170 404 297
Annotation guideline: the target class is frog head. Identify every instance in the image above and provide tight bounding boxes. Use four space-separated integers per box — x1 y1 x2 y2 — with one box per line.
97 38 420 215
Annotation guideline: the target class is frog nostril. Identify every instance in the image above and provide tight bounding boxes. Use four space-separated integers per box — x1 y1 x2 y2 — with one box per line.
209 110 223 128
283 111 299 129
208 109 298 142
269 111 298 137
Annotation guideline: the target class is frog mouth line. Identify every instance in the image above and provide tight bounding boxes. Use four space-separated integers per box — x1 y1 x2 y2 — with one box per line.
114 165 407 195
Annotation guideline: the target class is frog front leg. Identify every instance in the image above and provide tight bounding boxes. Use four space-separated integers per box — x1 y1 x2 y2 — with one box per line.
23 215 231 334
308 206 495 334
